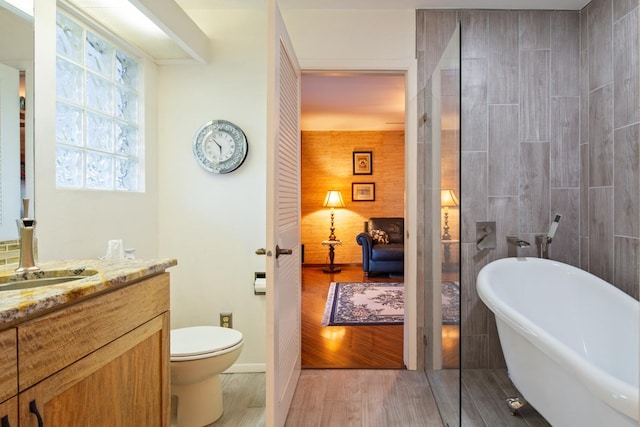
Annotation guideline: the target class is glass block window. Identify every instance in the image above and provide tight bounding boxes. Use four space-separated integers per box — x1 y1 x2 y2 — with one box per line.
55 11 141 191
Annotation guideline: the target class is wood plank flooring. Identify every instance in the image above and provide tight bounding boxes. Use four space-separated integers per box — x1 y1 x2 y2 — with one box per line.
208 373 266 427
427 368 551 427
209 369 550 426
285 369 443 426
302 265 404 369
302 264 459 369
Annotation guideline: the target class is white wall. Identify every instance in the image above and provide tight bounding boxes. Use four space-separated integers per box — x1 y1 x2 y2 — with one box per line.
157 9 268 370
34 0 160 261
281 9 415 65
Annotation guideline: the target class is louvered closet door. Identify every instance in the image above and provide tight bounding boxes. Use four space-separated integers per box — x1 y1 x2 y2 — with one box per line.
265 3 301 427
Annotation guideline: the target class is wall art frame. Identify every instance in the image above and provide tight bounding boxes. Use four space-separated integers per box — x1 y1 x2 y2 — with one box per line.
352 151 372 175
352 182 375 201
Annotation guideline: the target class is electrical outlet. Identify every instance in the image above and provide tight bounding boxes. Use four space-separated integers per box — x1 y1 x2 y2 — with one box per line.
220 312 232 328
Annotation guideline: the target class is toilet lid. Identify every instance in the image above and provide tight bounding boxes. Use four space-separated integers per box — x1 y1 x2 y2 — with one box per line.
170 326 243 357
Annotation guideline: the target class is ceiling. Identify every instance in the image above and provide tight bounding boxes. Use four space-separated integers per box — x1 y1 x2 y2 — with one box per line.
178 0 590 10
301 74 406 131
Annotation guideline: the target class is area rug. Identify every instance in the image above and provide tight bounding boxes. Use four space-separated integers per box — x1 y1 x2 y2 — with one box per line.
321 282 404 326
441 281 460 325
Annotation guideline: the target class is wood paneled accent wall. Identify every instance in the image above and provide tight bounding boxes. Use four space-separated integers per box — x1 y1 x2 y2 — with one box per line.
301 131 405 265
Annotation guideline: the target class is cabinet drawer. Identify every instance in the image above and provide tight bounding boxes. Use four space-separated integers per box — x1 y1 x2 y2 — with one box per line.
0 329 17 402
18 273 170 391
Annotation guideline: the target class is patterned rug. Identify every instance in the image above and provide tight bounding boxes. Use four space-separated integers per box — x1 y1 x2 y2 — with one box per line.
441 281 460 325
321 282 404 326
321 281 460 326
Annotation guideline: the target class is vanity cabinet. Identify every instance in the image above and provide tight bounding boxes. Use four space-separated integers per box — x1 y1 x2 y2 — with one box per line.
0 397 17 427
1 272 170 426
0 328 17 427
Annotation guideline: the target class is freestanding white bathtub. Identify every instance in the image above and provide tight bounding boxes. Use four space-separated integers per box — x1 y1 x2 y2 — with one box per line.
477 257 639 427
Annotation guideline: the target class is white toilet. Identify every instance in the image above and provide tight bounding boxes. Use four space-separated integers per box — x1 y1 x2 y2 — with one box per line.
170 326 244 427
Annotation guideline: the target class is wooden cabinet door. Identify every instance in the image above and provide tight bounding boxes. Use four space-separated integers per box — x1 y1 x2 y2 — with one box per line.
0 396 17 427
19 313 169 427
0 328 17 403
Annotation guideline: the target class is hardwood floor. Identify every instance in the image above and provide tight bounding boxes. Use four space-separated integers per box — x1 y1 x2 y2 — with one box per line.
286 369 443 426
208 373 266 427
208 369 550 427
302 264 459 369
302 265 404 369
427 369 551 427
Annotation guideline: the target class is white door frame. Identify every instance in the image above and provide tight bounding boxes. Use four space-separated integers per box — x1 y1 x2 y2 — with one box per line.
300 58 419 370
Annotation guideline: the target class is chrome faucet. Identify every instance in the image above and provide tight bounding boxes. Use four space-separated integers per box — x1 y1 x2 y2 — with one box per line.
535 214 562 259
506 235 530 257
16 198 39 273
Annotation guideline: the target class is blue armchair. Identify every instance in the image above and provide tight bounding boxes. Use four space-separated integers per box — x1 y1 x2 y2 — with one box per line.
356 217 404 276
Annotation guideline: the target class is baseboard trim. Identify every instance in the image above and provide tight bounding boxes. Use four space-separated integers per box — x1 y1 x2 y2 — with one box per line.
224 363 266 373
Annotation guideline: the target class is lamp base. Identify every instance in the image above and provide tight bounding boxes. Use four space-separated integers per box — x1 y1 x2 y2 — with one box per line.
323 266 341 274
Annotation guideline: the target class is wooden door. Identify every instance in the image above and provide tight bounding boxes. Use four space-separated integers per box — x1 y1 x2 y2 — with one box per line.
266 2 302 426
19 314 169 427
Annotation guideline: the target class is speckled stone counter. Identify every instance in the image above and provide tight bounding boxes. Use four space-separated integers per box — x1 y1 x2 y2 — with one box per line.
0 258 177 328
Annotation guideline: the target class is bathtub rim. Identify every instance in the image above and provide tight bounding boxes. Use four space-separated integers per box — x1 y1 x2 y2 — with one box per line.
477 257 639 422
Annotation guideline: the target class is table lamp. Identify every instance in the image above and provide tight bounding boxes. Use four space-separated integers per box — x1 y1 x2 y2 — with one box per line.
322 190 345 241
441 189 459 240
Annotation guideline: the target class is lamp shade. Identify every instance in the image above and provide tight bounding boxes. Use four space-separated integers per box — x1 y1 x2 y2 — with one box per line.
322 190 345 208
441 189 459 208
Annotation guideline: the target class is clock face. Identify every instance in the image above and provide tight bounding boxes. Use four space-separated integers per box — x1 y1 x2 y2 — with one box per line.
193 120 248 174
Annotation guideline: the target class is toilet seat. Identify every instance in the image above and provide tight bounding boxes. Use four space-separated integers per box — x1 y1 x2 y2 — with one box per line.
170 326 243 361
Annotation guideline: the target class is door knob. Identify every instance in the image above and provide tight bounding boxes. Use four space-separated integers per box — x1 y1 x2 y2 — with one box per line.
275 245 292 259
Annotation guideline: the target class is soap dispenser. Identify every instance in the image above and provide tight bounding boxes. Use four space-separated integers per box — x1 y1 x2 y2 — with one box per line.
16 198 39 273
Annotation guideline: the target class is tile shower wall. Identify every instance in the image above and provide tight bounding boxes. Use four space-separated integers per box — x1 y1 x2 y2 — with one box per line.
419 2 639 369
420 9 581 369
582 0 640 299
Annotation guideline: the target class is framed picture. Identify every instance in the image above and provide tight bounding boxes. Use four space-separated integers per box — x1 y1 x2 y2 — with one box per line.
352 182 375 201
352 151 372 175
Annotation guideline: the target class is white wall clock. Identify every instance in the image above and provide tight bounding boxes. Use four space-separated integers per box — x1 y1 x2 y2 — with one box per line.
193 120 249 174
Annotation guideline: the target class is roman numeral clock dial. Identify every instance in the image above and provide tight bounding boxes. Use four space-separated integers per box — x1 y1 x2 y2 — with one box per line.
193 120 248 174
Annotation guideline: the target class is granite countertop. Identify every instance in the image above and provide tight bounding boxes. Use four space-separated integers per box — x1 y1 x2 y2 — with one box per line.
0 258 177 328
